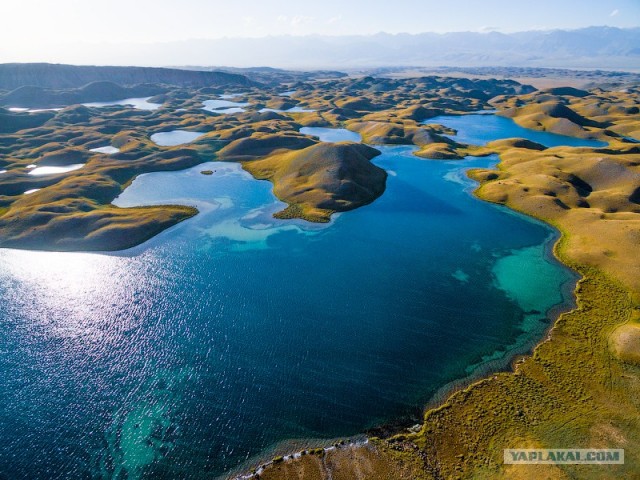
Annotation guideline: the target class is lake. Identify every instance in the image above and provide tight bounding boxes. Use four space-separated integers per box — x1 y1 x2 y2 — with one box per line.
83 97 162 111
150 130 206 147
90 146 120 155
27 164 85 176
260 106 316 113
300 127 361 143
0 116 579 479
425 113 607 147
202 98 250 114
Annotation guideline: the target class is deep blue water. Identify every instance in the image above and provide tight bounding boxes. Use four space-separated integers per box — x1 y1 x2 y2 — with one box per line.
425 113 607 147
0 118 579 479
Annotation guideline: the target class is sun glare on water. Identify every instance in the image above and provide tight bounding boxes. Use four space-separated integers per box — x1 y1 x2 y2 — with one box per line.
0 249 143 343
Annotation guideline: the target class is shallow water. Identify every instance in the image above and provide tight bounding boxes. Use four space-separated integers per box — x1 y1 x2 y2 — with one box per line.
0 121 581 479
425 113 607 147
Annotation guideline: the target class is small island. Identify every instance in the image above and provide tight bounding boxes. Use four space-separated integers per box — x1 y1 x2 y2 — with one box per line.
0 62 638 480
0 73 534 250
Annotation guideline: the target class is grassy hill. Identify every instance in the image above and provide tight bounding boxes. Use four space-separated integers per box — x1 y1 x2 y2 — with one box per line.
0 63 256 90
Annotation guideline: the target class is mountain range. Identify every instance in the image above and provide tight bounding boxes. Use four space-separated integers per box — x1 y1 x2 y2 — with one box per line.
0 64 254 90
45 26 640 70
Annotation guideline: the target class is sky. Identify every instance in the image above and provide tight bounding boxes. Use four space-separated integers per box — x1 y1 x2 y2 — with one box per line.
0 0 638 64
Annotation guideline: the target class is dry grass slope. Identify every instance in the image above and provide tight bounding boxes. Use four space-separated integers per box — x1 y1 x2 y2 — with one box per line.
1 78 638 479
244 86 640 480
242 142 385 222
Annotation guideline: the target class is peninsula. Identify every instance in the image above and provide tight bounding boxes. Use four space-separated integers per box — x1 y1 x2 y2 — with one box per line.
0 63 638 480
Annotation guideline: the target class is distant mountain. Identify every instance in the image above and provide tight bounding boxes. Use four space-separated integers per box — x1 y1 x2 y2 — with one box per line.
0 81 166 108
138 26 640 70
176 66 348 86
0 63 256 90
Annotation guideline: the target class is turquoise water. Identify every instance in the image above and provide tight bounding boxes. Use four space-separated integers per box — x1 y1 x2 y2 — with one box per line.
425 113 607 147
0 120 578 478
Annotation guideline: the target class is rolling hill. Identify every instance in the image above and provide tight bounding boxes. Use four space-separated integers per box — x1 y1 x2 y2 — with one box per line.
0 63 256 90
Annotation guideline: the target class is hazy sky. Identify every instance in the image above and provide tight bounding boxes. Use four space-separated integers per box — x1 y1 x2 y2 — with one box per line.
1 0 638 64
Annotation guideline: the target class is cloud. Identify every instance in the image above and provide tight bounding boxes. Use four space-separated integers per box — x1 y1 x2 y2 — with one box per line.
277 15 288 23
291 15 313 26
610 9 619 17
479 25 500 33
328 14 343 24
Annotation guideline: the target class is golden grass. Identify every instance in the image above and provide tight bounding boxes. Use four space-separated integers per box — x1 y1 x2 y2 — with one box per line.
242 142 385 222
2 82 639 478
610 323 640 366
247 87 640 480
